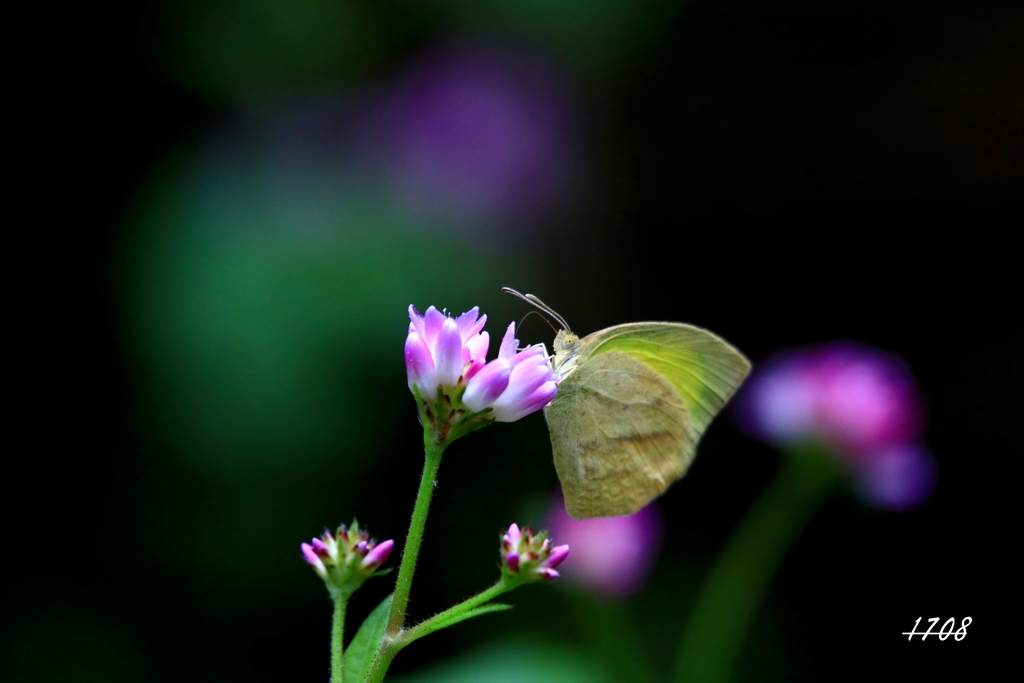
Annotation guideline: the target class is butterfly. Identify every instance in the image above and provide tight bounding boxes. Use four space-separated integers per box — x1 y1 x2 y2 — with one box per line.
503 288 751 518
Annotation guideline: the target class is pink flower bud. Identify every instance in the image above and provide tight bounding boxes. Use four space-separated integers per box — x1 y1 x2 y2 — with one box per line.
362 539 395 569
300 522 394 594
301 543 327 578
506 552 520 572
500 523 568 583
547 544 570 569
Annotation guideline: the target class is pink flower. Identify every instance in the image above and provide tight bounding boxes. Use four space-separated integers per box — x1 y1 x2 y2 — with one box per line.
500 523 569 582
545 495 663 597
405 305 489 396
405 306 559 424
735 342 936 509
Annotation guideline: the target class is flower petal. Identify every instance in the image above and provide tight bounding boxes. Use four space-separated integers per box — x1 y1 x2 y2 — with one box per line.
498 322 519 360
465 330 490 364
492 380 558 422
434 318 464 387
408 305 426 340
463 358 513 412
455 307 487 341
423 306 445 351
405 331 437 395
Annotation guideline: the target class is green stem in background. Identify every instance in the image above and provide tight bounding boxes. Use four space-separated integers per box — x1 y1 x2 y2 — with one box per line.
386 432 445 637
568 593 658 683
672 449 839 683
331 593 348 682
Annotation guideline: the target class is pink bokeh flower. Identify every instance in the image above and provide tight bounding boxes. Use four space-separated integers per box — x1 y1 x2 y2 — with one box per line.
545 495 664 597
735 342 936 510
405 305 559 424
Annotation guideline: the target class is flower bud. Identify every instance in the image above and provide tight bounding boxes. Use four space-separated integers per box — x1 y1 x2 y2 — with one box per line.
500 523 569 584
300 521 394 597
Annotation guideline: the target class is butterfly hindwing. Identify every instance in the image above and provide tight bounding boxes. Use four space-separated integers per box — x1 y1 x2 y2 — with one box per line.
545 351 695 518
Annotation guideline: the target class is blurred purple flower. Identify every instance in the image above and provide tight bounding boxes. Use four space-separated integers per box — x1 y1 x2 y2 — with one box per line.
853 444 938 510
735 342 937 509
545 494 663 597
368 45 573 223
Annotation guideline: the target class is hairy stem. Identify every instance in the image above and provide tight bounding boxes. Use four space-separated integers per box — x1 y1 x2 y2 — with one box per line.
386 433 445 637
331 593 347 683
672 450 838 683
401 580 509 643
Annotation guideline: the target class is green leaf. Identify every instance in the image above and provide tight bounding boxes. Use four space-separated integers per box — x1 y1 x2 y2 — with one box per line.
344 594 393 683
409 604 513 643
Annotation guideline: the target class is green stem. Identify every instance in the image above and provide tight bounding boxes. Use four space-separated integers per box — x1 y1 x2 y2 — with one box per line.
672 451 838 683
386 433 445 637
402 580 509 643
331 593 348 683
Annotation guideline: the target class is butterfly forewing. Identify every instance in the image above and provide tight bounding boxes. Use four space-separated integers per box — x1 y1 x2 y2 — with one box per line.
580 323 751 437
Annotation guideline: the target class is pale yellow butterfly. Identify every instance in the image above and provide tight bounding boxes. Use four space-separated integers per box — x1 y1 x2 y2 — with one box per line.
504 288 752 518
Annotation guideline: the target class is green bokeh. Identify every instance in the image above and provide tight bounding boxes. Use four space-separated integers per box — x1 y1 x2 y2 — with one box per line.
440 0 677 73
389 637 614 683
159 0 404 100
119 139 538 603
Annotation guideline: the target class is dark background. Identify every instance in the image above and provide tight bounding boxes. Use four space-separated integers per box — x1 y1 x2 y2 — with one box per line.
8 0 1020 681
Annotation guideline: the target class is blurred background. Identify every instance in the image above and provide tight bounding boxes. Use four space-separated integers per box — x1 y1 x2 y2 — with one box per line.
7 0 1020 681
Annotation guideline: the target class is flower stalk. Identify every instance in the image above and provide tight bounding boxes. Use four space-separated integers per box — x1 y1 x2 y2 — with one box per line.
672 447 839 683
386 430 445 637
332 595 347 682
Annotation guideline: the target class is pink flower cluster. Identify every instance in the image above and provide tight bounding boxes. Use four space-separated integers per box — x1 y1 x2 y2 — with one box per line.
735 342 937 509
404 305 559 422
301 523 394 591
500 523 569 581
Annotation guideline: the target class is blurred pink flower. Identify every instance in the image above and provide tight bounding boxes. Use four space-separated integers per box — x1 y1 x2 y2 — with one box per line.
545 495 663 597
405 305 559 423
735 342 936 509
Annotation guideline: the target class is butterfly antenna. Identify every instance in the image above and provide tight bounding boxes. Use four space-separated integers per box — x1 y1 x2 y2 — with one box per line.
519 310 558 335
501 287 572 331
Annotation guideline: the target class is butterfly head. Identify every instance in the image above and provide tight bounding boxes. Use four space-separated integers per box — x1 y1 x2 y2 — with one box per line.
552 329 581 379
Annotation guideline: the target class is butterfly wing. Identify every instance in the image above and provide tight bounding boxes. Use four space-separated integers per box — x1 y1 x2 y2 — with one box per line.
544 322 751 518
